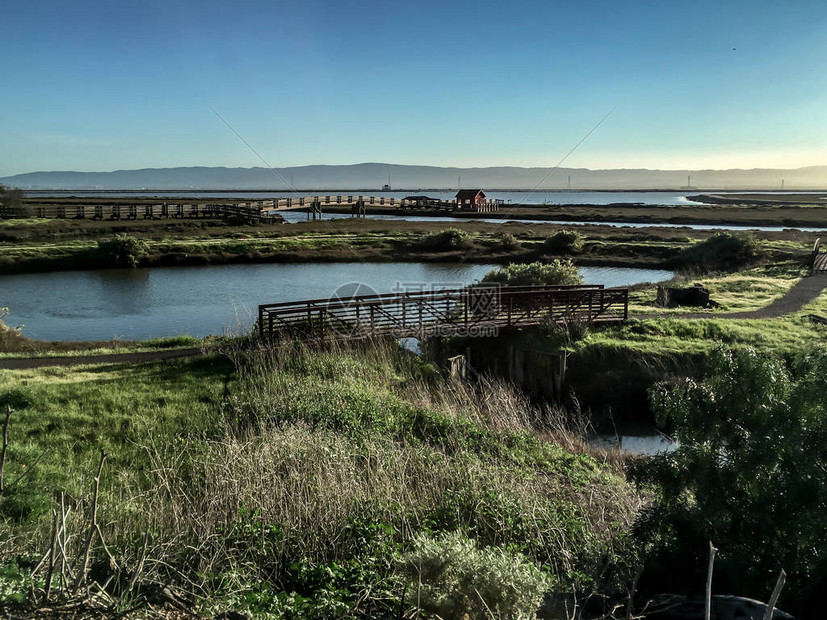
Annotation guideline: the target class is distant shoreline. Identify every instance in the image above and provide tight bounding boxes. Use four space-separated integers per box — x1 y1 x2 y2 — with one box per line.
19 188 827 194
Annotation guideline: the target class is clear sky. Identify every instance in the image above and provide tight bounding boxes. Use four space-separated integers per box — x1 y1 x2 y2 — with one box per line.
3 0 827 176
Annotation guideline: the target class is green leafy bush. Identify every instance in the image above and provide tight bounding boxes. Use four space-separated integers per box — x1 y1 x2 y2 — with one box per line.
96 233 149 267
480 260 583 287
398 531 552 619
0 562 29 605
417 228 473 251
674 232 763 272
634 347 827 617
543 229 584 254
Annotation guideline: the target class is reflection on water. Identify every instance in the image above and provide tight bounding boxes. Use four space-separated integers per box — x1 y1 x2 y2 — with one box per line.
95 269 151 314
1 262 674 342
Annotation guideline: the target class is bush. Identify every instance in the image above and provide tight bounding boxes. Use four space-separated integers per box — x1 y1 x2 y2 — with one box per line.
417 228 473 251
398 531 552 619
497 232 521 251
480 260 583 287
96 233 149 267
634 347 827 617
543 229 584 254
675 232 763 272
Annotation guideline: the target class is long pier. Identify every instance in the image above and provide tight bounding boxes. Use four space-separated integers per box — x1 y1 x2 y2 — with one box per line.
1 202 280 222
0 194 500 221
258 284 628 341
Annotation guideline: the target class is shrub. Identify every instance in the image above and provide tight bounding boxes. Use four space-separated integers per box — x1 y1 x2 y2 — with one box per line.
634 347 827 617
480 260 583 287
96 233 149 267
397 531 552 619
543 229 584 254
675 232 763 272
498 232 521 251
417 228 473 251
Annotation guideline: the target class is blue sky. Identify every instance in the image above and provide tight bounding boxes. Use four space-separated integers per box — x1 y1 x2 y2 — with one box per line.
3 0 826 175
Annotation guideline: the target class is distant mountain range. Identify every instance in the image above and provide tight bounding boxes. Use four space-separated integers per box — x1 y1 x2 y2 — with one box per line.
2 163 826 190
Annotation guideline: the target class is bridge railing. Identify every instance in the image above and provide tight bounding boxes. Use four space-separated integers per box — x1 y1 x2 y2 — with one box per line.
258 284 628 340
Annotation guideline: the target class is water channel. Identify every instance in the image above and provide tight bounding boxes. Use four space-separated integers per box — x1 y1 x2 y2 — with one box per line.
1 263 674 342
275 210 827 232
29 190 704 205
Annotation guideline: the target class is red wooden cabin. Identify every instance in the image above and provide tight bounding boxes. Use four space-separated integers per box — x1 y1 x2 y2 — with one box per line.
455 189 486 210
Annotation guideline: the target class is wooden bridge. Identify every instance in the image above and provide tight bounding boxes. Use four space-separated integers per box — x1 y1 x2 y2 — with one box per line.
258 284 628 341
1 194 499 222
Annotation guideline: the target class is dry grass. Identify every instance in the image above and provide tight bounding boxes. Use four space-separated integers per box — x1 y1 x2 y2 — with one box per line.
1 338 643 615
104 340 642 595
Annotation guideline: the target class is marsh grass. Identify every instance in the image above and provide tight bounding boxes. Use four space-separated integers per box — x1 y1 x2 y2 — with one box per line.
583 311 827 357
0 338 641 616
628 263 806 316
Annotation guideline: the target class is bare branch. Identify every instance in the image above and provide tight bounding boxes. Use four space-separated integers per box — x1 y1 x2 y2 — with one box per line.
73 448 108 593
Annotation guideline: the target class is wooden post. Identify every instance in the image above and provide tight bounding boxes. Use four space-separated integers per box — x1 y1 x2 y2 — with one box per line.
258 306 265 339
762 569 786 620
705 541 717 620
554 352 567 402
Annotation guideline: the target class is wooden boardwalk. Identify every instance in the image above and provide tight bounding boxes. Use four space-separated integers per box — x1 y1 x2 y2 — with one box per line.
0 201 281 222
258 284 628 341
1 194 500 222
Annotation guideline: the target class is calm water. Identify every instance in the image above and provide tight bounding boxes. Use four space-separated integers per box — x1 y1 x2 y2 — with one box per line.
1 263 673 342
29 190 702 206
594 433 677 455
592 421 678 455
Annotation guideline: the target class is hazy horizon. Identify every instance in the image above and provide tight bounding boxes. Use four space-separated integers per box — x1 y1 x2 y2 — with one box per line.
7 161 827 176
4 162 826 191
